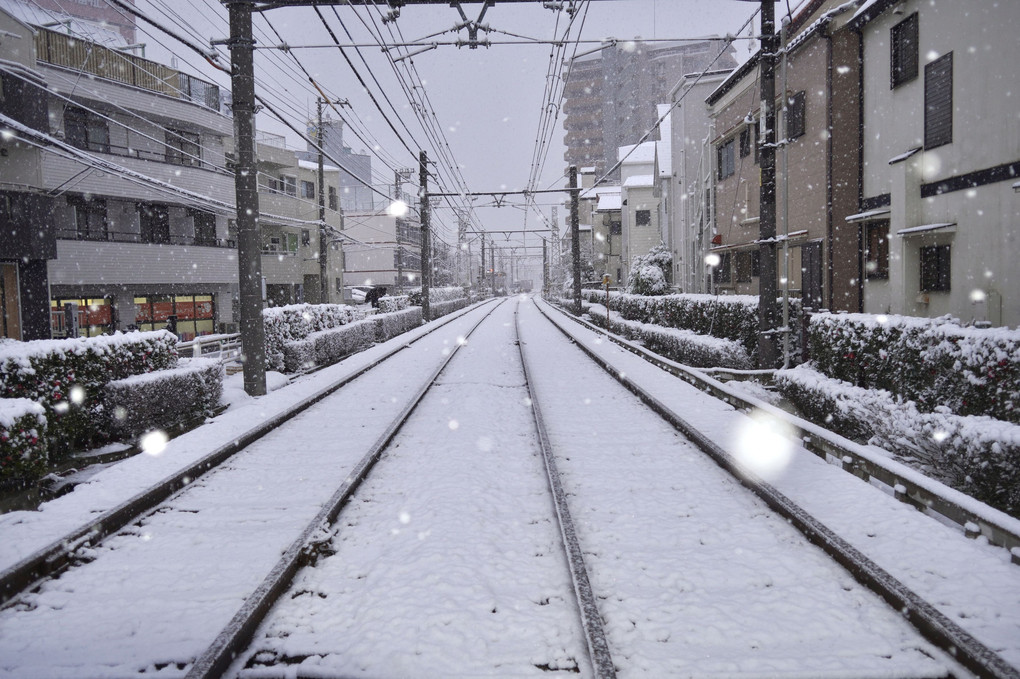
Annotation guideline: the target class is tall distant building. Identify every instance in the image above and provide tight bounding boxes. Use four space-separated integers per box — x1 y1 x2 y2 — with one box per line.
301 117 374 212
562 38 739 180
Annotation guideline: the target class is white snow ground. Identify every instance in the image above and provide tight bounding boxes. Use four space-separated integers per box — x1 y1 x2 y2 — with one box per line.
0 296 1016 677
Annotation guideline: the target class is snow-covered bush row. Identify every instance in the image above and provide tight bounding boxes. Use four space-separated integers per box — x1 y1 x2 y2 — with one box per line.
809 313 1020 423
102 358 223 439
283 307 425 373
378 295 410 313
585 303 753 369
407 286 468 306
579 289 802 361
428 296 471 320
0 331 178 454
262 304 365 372
776 365 1020 517
0 398 47 482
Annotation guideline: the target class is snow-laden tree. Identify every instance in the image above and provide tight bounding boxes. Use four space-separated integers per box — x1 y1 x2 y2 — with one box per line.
627 242 672 295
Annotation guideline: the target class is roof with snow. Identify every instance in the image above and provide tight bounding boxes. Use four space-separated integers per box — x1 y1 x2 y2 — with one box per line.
298 159 340 173
623 174 655 188
619 142 656 165
596 194 622 212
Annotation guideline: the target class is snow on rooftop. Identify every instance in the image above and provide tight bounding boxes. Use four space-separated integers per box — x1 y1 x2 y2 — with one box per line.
623 174 655 188
619 142 656 165
298 159 340 172
596 194 622 211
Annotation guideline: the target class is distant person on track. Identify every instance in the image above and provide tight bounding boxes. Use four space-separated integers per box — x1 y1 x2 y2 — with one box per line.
365 286 387 308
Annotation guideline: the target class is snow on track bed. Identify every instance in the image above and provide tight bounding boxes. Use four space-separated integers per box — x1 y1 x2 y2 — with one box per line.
228 298 585 677
0 304 498 679
227 298 951 679
516 299 953 678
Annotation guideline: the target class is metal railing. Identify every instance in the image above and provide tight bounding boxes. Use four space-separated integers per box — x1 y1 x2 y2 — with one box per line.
56 227 234 248
177 333 242 366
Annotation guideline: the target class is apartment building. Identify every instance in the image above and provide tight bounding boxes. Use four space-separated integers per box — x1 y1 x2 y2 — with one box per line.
704 0 862 310
848 0 1019 328
341 210 422 294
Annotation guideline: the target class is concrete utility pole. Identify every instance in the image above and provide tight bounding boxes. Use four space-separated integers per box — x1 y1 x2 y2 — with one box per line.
419 150 431 321
757 0 779 368
226 0 266 396
489 239 495 295
480 238 485 291
316 97 328 304
542 237 548 293
569 165 582 315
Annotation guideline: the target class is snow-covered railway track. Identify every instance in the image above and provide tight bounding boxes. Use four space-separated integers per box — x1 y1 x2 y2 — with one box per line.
0 301 500 678
527 297 1017 679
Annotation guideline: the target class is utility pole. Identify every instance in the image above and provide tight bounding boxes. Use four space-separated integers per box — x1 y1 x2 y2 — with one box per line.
419 150 431 321
757 0 779 368
226 0 265 396
542 237 548 293
316 97 328 304
569 165 582 315
489 238 495 295
480 238 485 292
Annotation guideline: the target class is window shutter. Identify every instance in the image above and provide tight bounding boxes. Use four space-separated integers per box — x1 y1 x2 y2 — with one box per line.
924 52 953 149
891 13 919 88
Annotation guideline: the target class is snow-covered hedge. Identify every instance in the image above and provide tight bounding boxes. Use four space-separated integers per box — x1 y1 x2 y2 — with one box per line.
776 365 1020 516
808 313 1020 423
585 302 752 369
0 398 47 483
408 286 468 306
263 304 365 372
283 307 425 373
378 295 410 313
102 358 223 439
428 296 471 319
580 289 802 362
0 331 178 453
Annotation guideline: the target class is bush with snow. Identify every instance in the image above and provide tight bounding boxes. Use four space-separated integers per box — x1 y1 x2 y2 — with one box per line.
0 398 48 483
262 304 365 372
103 358 223 439
808 313 1020 423
776 364 1020 517
626 242 672 295
0 331 178 456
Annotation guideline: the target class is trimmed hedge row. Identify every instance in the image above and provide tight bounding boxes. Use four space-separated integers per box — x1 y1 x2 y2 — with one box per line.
0 332 178 453
580 289 802 363
584 302 752 369
776 365 1020 517
263 304 366 372
808 313 1020 423
0 399 48 482
283 307 425 373
103 358 224 438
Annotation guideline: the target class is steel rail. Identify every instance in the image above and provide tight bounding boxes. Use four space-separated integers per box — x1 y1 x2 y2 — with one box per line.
533 296 1019 679
186 299 506 678
513 302 617 679
0 301 491 607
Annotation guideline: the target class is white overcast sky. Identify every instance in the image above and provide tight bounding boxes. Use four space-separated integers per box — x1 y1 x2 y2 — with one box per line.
136 0 767 245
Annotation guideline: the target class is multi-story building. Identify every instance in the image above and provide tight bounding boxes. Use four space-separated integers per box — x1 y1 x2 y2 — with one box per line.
299 118 374 212
667 69 735 293
341 210 422 293
251 133 345 307
562 39 738 180
618 141 662 284
848 0 1019 328
579 168 622 284
2 10 241 341
704 0 862 310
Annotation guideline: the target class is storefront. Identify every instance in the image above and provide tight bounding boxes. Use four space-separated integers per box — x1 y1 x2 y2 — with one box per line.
49 294 216 340
133 294 215 340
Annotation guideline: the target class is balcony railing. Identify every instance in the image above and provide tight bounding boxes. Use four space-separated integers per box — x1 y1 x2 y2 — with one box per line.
56 227 234 248
35 27 221 111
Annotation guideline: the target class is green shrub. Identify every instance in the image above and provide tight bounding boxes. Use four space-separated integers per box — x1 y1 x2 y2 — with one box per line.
0 398 48 484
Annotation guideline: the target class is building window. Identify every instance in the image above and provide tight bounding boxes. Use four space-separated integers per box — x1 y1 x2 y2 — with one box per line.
133 294 215 340
279 175 297 196
300 180 315 199
635 209 651 226
891 13 919 88
924 52 953 149
70 197 107 241
328 186 338 211
712 252 731 284
165 129 201 166
301 229 311 246
50 297 114 338
139 203 170 244
64 106 109 153
609 220 622 235
739 126 751 158
192 211 217 246
786 90 806 140
287 232 299 253
735 251 754 282
920 244 951 292
865 221 889 279
717 139 736 179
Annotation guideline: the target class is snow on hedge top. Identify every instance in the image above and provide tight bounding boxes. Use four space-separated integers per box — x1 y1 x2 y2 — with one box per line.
0 331 176 369
812 311 1020 341
0 398 45 427
108 358 221 388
